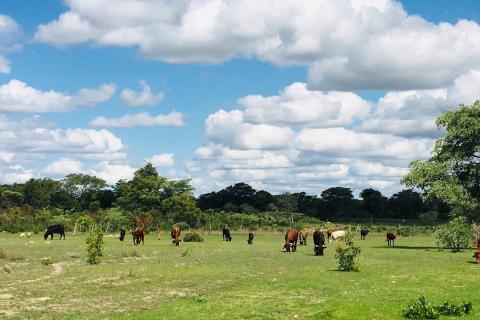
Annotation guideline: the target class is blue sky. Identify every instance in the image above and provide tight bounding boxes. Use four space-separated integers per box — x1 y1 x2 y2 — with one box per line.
0 0 479 196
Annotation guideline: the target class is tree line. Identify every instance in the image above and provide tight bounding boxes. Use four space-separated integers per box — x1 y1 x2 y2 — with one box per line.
1 100 479 232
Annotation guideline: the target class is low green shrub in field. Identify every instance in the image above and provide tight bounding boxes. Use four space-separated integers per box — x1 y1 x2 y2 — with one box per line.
433 216 472 252
86 225 104 265
402 296 472 319
40 257 53 266
193 294 207 303
183 232 203 242
334 231 361 272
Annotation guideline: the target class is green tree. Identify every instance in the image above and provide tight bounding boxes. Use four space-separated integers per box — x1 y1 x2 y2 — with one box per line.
62 174 107 212
114 163 167 213
321 187 354 218
402 101 480 219
23 178 61 209
360 188 386 217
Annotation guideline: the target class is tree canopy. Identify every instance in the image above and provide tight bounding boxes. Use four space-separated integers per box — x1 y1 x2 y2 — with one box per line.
402 101 480 220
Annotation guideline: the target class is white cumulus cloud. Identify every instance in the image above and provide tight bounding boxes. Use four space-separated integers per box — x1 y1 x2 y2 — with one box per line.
35 0 480 90
90 111 185 127
121 80 165 107
0 80 116 113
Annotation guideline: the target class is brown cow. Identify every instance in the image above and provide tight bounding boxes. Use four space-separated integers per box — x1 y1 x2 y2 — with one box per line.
283 229 298 252
299 229 308 245
132 226 145 245
171 226 181 246
386 232 396 246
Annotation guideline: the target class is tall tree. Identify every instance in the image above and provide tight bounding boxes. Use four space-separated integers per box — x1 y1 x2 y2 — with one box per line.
402 101 480 219
23 178 61 209
321 187 354 218
360 188 386 217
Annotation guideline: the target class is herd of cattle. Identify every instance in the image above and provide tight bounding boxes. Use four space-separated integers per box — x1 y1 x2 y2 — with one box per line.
39 224 399 254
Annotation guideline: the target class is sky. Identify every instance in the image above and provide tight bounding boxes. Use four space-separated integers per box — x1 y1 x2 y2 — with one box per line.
0 0 479 197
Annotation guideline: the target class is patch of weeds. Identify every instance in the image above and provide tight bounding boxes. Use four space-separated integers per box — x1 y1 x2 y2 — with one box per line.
402 296 472 319
181 248 192 257
193 294 207 303
120 249 141 258
0 248 25 261
183 232 203 242
40 257 53 266
311 309 334 319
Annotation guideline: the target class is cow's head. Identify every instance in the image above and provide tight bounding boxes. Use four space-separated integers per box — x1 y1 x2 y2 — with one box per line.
43 232 48 240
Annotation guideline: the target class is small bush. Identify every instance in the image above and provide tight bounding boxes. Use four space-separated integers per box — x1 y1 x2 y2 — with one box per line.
183 232 203 242
433 216 472 252
86 225 104 265
40 257 53 266
402 296 472 319
334 231 361 272
193 294 207 303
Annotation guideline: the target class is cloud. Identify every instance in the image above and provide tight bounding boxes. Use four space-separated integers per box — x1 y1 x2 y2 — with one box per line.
35 0 480 90
90 111 185 127
359 69 480 138
205 109 295 150
121 80 165 107
90 161 136 185
42 158 84 177
146 153 174 167
0 80 116 113
0 14 21 74
0 165 33 184
240 82 370 127
0 115 126 162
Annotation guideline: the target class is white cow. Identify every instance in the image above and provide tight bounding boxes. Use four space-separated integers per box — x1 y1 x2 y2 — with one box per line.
330 230 346 242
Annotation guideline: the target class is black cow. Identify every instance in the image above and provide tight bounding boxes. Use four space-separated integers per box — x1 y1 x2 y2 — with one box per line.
44 224 65 240
222 228 232 241
247 232 254 245
313 230 325 256
360 229 369 240
119 229 126 241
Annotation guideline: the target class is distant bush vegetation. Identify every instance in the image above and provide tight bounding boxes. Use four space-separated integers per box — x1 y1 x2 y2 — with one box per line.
183 232 203 242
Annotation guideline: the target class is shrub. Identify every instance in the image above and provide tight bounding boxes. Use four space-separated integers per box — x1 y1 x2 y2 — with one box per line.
40 257 53 266
86 225 104 265
334 231 361 272
183 232 203 242
433 216 472 252
402 296 472 319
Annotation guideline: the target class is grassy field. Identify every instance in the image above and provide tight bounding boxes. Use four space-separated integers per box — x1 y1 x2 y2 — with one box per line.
0 230 479 320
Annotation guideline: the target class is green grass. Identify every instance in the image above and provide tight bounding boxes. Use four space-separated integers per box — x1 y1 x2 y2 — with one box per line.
0 231 479 319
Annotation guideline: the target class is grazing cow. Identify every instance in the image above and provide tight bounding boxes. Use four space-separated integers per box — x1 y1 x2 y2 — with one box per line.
327 229 333 240
222 228 232 241
313 230 325 256
360 229 370 240
330 230 346 242
44 224 65 240
247 232 254 245
171 226 181 246
386 232 396 246
156 230 164 239
119 229 126 241
132 227 145 245
283 229 298 252
299 229 308 245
